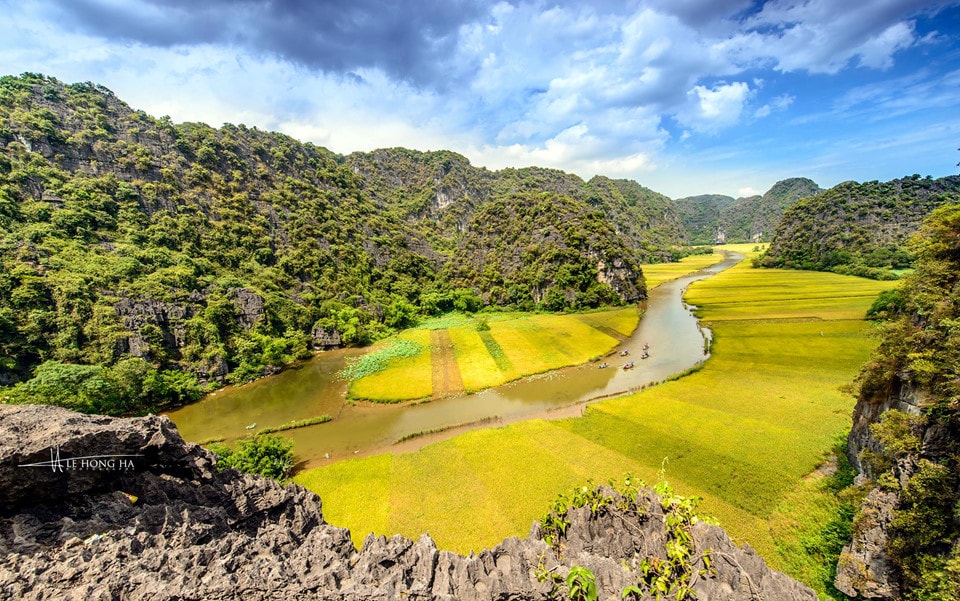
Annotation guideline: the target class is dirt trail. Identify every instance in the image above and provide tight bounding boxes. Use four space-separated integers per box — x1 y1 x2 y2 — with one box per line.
430 330 464 397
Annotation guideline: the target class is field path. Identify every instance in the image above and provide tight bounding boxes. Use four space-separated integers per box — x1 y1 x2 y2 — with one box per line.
430 330 464 397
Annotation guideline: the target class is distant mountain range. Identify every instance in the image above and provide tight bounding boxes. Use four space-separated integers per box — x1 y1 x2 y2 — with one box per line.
675 177 822 245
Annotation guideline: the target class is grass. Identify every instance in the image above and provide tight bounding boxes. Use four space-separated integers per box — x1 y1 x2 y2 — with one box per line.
257 415 332 434
296 254 897 596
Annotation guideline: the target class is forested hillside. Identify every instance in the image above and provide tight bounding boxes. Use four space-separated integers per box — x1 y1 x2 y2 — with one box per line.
346 148 686 261
760 175 960 278
675 177 820 245
674 194 736 245
836 204 960 600
0 73 675 413
721 177 821 243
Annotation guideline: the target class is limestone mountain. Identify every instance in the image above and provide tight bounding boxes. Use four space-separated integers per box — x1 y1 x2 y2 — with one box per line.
721 177 821 243
836 204 960 600
674 194 737 245
443 192 646 309
346 147 686 261
760 175 960 279
0 73 675 411
675 177 821 245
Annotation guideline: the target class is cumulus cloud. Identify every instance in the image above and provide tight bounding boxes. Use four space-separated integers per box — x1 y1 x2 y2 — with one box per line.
676 81 752 133
2 0 955 196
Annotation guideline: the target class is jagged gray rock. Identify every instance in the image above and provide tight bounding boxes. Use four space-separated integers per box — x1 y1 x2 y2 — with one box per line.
834 487 901 600
0 405 818 600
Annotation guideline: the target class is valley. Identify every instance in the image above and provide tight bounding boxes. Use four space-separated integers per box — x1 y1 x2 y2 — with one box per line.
2 71 958 600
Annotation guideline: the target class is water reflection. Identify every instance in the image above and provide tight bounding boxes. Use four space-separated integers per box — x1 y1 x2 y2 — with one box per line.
165 253 741 469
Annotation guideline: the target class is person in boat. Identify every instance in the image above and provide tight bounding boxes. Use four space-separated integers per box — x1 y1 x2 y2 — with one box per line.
641 351 649 359
620 349 629 356
642 342 649 350
599 362 608 369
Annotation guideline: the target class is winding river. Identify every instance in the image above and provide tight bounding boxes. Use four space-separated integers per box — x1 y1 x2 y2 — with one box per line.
166 253 742 470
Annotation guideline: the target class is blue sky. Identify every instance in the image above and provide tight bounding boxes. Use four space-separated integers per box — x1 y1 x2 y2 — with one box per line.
1 0 958 198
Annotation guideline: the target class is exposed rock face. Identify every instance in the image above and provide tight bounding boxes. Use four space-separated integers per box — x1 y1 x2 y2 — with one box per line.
847 376 924 476
311 325 343 350
837 377 920 600
1 405 817 600
834 488 901 599
228 287 266 330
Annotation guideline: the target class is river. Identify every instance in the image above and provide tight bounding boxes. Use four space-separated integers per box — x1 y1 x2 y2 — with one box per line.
165 253 741 470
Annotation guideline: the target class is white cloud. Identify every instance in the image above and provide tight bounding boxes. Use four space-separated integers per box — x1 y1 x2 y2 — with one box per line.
735 0 927 74
754 94 794 118
676 81 751 133
0 0 954 199
856 21 917 69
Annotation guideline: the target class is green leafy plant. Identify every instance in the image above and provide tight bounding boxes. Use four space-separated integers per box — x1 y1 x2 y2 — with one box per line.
566 566 599 601
208 433 294 481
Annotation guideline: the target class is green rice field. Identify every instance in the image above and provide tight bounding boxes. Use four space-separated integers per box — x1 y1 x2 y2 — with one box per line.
296 252 897 595
346 308 639 400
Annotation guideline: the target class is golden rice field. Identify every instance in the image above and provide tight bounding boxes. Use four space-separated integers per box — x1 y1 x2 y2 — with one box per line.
347 308 639 399
641 249 726 289
297 253 897 596
348 329 434 401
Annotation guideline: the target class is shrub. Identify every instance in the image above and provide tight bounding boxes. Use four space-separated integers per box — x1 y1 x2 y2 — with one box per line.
208 434 294 481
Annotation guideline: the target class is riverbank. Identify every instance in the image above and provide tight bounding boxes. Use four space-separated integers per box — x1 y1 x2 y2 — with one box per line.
294 248 897 597
169 252 731 466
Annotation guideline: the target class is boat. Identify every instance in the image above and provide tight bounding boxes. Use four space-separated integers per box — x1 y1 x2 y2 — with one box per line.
245 423 256 430
623 361 635 370
598 362 608 369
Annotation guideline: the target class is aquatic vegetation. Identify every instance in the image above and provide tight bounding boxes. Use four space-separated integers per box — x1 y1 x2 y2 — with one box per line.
340 337 425 381
347 330 433 401
257 415 332 434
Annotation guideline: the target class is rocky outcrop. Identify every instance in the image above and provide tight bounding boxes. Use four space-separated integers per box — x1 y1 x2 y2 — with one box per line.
228 287 265 330
0 404 817 600
311 324 342 350
114 294 204 357
847 376 925 476
834 487 901 599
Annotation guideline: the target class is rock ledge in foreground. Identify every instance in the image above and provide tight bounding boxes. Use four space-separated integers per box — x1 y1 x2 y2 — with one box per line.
0 405 817 600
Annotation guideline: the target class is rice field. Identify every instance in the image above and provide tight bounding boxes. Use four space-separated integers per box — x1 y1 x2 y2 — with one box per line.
348 329 434 401
297 255 898 595
641 250 725 289
346 308 638 400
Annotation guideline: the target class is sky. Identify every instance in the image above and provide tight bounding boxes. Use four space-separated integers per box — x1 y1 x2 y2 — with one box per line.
1 0 959 198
